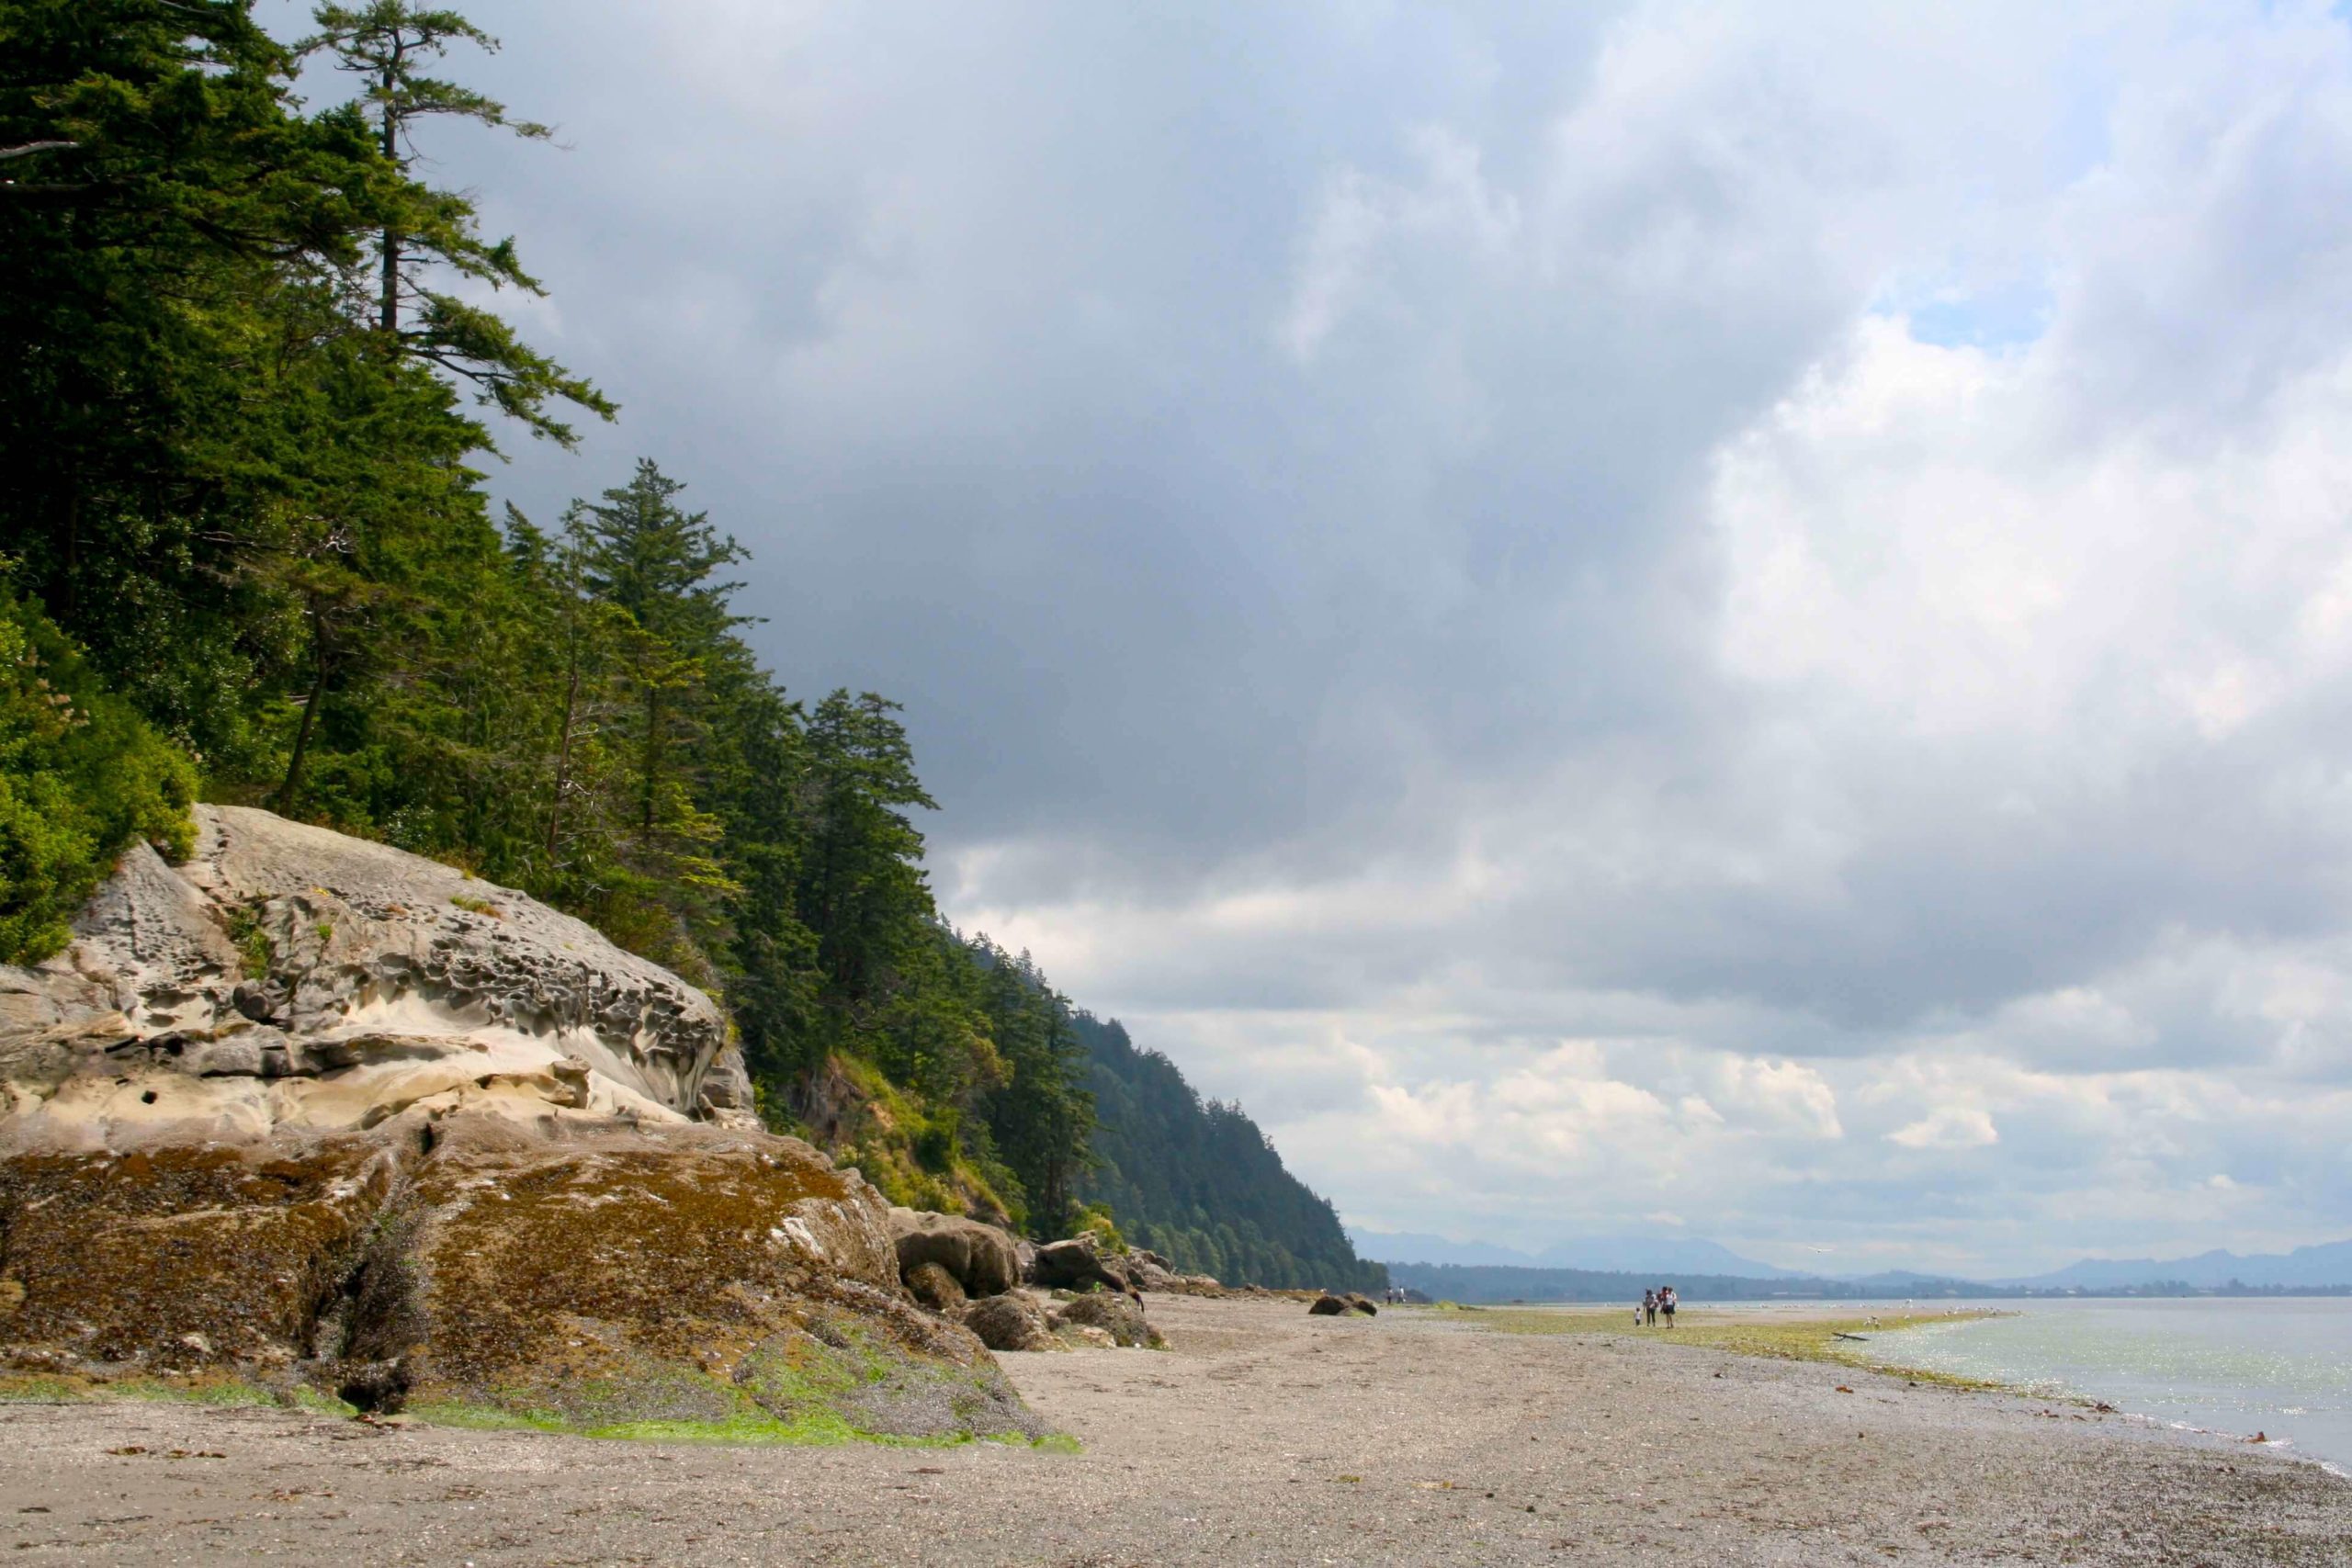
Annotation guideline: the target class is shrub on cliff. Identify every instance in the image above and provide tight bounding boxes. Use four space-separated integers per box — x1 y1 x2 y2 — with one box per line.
0 591 196 963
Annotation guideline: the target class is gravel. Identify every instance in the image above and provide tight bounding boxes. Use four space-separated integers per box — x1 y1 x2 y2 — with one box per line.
0 1294 2343 1564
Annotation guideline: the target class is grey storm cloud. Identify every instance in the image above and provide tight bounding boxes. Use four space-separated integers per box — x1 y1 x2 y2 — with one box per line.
265 0 2352 1275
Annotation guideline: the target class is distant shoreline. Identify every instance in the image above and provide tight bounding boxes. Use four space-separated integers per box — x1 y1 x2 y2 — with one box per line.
1380 1259 2352 1304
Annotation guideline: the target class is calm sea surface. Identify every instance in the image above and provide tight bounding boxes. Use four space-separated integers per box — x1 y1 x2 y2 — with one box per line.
1862 1298 2352 1473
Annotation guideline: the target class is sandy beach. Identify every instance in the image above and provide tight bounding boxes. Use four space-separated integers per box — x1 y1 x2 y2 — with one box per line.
0 1295 2343 1565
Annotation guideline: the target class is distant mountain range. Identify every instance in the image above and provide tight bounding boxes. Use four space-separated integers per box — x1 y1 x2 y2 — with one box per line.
1997 1238 2352 1292
1350 1229 1813 1280
1352 1229 2352 1292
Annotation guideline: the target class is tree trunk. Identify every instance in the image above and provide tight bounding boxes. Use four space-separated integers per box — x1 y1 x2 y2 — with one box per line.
276 615 330 816
639 683 662 840
60 485 77 624
378 71 400 333
546 656 581 859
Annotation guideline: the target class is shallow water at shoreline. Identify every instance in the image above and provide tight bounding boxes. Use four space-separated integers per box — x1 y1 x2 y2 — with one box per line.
1487 1294 2352 1473
1859 1297 2352 1473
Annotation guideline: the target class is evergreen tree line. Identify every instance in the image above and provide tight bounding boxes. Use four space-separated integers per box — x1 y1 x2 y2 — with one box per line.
0 0 1091 1232
1073 1013 1389 1292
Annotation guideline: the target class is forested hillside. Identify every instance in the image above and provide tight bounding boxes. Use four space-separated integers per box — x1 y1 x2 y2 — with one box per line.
0 0 1385 1272
1076 1014 1387 1292
0 0 1097 1228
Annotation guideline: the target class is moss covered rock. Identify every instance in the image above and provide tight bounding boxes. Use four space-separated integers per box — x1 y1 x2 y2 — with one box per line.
0 812 1050 1445
0 1111 1045 1441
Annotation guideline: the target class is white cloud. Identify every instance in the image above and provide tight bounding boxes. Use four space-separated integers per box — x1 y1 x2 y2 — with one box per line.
1711 1057 1844 1140
1887 1106 2001 1151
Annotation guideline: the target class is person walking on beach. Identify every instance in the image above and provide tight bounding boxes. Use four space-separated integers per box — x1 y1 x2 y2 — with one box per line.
1661 1285 1677 1328
1643 1288 1657 1326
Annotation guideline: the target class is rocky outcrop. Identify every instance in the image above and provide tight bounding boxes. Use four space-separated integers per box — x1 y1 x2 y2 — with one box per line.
1308 1293 1350 1316
961 1292 1055 1353
0 812 1050 1443
1051 1291 1163 1349
1122 1248 1182 1292
905 1261 967 1314
0 806 755 1138
0 1114 1043 1438
1030 1235 1132 1293
1098 1248 1225 1296
1343 1292 1379 1315
888 1207 1021 1301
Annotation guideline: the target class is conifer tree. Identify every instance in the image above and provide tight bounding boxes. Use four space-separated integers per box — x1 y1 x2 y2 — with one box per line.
566 460 748 853
301 1 612 442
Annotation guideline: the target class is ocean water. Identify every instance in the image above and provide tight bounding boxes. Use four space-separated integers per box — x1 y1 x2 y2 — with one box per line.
1863 1298 2352 1473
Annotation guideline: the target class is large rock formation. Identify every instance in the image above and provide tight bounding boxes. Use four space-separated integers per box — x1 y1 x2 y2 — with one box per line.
960 1292 1056 1353
0 806 751 1138
1030 1234 1133 1293
1050 1291 1163 1349
888 1207 1021 1300
0 808 1046 1443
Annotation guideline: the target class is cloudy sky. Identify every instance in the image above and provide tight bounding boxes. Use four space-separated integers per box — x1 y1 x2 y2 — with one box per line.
271 0 2352 1276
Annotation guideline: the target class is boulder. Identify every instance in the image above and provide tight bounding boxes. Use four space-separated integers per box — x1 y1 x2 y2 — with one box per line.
904 1261 967 1314
1112 1248 1224 1296
0 1111 1048 1438
1052 1290 1164 1349
888 1208 1020 1300
1308 1293 1350 1316
1032 1235 1132 1293
0 812 1051 1444
1344 1292 1379 1315
1124 1254 1183 1292
961 1292 1055 1353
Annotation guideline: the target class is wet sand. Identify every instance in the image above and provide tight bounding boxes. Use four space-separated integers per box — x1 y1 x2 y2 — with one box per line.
0 1294 2344 1564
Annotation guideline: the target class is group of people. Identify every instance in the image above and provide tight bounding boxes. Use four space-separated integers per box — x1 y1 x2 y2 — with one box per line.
1637 1285 1679 1326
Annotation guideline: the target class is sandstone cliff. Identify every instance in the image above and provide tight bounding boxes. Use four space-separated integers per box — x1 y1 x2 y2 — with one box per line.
0 808 1043 1443
0 805 752 1139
